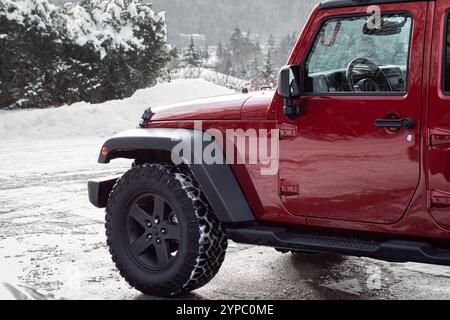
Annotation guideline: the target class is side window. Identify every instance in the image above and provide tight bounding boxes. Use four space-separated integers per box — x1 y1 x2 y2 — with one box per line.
304 13 412 94
444 14 450 93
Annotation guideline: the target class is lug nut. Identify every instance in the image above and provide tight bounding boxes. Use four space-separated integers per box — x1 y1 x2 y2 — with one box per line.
147 234 153 240
146 221 152 228
156 238 161 244
154 218 160 225
161 228 167 235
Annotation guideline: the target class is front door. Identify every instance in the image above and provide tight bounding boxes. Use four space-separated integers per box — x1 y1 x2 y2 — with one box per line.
279 2 426 224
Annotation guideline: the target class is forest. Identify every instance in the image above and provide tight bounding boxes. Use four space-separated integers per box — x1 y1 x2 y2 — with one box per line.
1 0 316 109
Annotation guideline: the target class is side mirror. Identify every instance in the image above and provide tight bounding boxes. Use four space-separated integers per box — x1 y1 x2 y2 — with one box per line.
278 65 301 98
278 65 302 120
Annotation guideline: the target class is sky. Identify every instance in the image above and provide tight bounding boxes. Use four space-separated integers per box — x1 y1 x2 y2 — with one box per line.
49 0 316 46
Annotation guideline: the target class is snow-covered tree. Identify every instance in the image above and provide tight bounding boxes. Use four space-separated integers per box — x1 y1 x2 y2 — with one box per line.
262 47 275 87
274 32 297 67
182 36 201 67
0 0 173 109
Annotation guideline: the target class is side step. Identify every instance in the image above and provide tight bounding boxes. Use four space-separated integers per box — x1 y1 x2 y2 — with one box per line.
225 226 450 266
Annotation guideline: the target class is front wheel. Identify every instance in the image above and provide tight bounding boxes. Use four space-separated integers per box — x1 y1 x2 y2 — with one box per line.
105 164 228 297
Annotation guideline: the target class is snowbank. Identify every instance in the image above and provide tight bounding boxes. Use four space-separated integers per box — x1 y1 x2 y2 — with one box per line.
171 67 248 91
0 79 234 140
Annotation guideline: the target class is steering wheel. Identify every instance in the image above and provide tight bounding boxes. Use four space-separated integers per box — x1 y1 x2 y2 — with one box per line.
346 58 393 92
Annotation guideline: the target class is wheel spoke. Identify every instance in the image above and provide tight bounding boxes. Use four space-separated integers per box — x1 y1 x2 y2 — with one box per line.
163 224 181 241
130 204 151 228
155 241 169 266
153 197 165 218
125 193 180 270
131 234 152 256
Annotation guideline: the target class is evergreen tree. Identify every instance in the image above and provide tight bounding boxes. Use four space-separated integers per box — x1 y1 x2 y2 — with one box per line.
230 27 244 58
267 34 276 54
229 27 244 76
0 0 173 109
216 42 224 60
249 42 262 80
203 45 210 61
182 36 201 67
224 57 233 75
262 45 275 87
274 32 297 66
214 42 225 72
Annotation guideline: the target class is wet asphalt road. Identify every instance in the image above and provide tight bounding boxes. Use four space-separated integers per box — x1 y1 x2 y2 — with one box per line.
1 138 450 300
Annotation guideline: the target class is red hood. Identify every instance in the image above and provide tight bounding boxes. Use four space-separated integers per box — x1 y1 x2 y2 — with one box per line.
151 91 273 121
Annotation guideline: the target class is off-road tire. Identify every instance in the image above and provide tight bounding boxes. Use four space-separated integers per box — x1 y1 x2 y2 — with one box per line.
105 164 228 297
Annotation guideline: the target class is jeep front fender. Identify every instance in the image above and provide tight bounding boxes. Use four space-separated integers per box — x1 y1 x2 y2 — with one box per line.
94 128 255 224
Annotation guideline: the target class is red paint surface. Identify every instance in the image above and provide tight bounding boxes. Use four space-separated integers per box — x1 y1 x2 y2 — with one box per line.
148 1 450 241
151 93 250 121
279 3 425 224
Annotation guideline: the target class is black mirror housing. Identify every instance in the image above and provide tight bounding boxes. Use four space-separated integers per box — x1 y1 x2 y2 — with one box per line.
278 65 302 99
278 65 302 120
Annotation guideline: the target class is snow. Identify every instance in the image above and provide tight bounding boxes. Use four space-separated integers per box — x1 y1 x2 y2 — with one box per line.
1 0 57 30
321 278 363 296
171 66 249 91
62 0 158 58
0 0 167 59
0 78 233 289
403 263 450 278
0 79 234 140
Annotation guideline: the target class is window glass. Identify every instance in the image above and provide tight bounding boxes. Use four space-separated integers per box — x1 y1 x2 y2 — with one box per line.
444 15 450 92
304 14 412 94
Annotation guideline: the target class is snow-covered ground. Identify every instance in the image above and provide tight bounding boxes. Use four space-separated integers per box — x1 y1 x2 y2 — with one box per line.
170 67 249 91
0 79 233 140
1 79 450 300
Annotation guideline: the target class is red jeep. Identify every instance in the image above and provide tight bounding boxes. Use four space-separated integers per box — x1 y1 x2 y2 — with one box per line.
88 0 450 297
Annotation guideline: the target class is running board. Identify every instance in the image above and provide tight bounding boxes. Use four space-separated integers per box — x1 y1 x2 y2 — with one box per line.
225 226 450 266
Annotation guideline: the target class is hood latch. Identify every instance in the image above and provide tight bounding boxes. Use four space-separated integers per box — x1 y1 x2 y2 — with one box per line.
140 107 155 128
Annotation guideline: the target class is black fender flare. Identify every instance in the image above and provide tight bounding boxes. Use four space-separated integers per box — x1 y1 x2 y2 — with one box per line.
94 128 255 224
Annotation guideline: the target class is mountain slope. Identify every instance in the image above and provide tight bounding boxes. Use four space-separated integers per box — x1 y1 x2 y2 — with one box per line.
151 0 315 44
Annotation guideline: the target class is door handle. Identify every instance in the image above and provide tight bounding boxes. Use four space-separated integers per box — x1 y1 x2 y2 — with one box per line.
375 117 414 129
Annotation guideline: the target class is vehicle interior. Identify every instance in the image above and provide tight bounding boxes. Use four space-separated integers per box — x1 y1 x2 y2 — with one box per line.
304 13 411 94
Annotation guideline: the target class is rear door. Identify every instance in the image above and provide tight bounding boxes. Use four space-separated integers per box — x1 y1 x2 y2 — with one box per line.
278 2 427 224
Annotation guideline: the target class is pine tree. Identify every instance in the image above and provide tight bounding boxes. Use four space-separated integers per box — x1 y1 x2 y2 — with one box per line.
249 42 262 80
274 32 297 67
182 36 201 67
230 27 244 57
216 42 224 60
229 27 244 76
262 46 275 87
267 34 276 54
224 57 233 75
203 45 210 61
0 0 173 109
